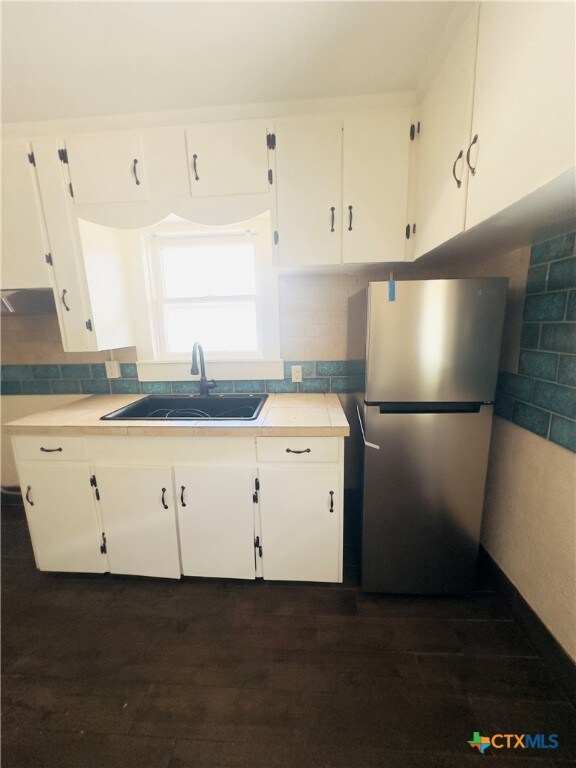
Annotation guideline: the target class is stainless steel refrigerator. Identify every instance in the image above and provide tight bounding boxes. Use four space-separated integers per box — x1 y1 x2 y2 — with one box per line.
348 278 508 594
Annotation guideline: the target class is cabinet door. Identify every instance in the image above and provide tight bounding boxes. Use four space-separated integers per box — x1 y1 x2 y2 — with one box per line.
63 132 148 204
18 462 105 573
275 118 343 266
342 110 411 264
185 120 271 197
466 2 576 229
94 465 180 579
413 5 478 259
175 466 256 579
30 139 95 351
1 139 50 288
259 467 341 583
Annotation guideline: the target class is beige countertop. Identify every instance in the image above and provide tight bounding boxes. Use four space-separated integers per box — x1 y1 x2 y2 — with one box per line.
5 393 350 437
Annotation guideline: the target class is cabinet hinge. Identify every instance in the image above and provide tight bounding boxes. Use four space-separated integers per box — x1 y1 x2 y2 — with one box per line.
86 319 93 331
100 532 107 554
405 223 416 240
28 151 36 166
68 182 74 198
45 253 53 266
253 477 260 503
90 474 100 501
58 148 69 164
274 230 279 245
254 535 263 558
266 133 276 150
268 169 273 185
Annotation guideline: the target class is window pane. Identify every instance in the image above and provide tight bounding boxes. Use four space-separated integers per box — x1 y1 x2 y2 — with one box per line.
161 244 256 298
164 302 258 353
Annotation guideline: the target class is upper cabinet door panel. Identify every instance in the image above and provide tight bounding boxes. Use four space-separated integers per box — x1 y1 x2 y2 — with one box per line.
466 2 576 229
413 5 479 259
342 109 411 264
185 120 271 197
1 139 51 288
63 132 148 204
275 117 343 267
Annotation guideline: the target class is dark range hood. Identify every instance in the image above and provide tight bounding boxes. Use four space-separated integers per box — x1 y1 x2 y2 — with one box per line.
1 289 56 316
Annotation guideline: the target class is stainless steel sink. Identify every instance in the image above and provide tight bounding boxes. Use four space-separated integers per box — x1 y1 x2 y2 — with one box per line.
100 394 268 421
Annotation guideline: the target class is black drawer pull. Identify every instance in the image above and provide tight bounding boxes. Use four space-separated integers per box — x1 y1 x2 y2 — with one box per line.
466 134 478 175
161 488 168 510
180 485 186 507
330 207 335 232
25 485 34 506
40 447 63 453
452 149 463 188
132 158 141 186
61 289 70 311
329 490 334 513
192 154 200 181
286 448 311 454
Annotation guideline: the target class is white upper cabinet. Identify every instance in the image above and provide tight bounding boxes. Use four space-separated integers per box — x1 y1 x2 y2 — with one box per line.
465 2 576 229
185 119 272 197
413 2 575 259
342 110 411 264
62 132 148 204
275 110 411 267
413 5 479 260
30 138 134 352
1 139 51 288
275 117 343 267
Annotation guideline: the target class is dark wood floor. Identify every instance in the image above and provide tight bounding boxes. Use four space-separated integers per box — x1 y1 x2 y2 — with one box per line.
2 497 575 768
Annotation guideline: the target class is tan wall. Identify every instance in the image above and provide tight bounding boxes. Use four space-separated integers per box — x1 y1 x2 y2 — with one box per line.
483 418 576 660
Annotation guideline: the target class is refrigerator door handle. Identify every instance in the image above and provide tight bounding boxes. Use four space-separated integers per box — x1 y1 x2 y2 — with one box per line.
357 405 380 450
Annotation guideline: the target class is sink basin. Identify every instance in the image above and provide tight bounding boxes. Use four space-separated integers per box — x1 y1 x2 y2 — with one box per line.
101 394 268 421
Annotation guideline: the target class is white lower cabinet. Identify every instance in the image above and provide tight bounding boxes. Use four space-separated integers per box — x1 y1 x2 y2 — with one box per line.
12 434 344 582
258 467 342 583
18 462 106 573
93 465 181 579
174 465 257 579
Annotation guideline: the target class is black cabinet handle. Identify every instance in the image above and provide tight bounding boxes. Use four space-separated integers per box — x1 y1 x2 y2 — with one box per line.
61 289 70 311
330 207 335 232
329 490 334 513
180 485 186 507
286 448 311 454
192 154 200 181
466 134 478 175
348 205 353 231
40 447 63 453
452 149 464 188
161 488 168 510
25 485 34 506
132 158 141 186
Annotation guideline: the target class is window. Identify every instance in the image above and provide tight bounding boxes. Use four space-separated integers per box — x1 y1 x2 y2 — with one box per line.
142 214 280 366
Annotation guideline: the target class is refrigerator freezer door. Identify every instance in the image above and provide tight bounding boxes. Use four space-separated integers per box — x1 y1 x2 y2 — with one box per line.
365 279 507 403
361 405 494 593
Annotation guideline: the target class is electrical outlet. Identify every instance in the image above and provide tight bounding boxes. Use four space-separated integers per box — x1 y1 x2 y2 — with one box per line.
291 365 302 383
105 360 121 379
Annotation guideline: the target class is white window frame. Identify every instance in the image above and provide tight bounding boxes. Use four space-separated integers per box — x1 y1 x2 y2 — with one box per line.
135 213 283 382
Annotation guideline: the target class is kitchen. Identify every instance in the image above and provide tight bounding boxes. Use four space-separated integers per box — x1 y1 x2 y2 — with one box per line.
1 2 575 765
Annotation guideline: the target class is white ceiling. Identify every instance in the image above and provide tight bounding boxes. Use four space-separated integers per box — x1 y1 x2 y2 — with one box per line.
1 1 456 124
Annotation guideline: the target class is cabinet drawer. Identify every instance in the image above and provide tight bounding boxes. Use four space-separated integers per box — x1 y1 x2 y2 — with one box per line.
12 436 88 462
256 437 338 463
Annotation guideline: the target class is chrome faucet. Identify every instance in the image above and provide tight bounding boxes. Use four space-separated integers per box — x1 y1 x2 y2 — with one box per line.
191 342 217 396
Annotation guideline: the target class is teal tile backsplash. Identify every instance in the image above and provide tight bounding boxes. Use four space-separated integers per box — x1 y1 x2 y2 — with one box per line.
1 361 364 398
496 231 576 452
